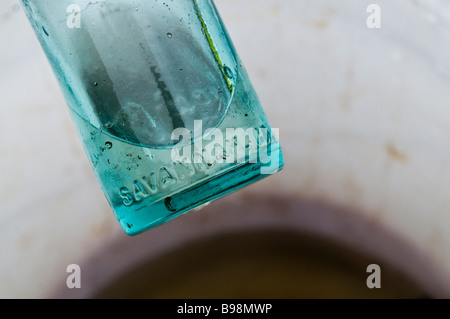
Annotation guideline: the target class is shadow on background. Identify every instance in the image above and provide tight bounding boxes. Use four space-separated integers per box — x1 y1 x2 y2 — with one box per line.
91 229 427 299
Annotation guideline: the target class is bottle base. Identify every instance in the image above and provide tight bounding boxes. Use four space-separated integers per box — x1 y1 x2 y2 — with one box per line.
118 144 284 235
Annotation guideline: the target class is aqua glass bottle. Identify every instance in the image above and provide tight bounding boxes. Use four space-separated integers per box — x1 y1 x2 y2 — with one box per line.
21 0 284 235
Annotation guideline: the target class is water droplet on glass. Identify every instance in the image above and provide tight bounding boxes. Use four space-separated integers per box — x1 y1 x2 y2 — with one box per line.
105 142 113 149
42 26 49 36
224 66 233 79
164 197 176 212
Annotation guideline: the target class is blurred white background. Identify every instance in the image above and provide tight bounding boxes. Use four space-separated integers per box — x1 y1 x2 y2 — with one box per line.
2 0 450 298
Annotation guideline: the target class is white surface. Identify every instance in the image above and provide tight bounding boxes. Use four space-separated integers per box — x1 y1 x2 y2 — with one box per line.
1 0 450 297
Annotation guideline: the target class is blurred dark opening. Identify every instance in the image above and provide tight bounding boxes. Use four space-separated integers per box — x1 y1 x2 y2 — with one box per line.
92 229 427 299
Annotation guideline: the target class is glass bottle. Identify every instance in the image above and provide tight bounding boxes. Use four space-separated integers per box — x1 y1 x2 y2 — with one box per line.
21 0 284 235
